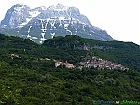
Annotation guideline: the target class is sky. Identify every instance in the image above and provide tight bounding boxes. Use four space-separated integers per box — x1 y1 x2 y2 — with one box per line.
0 0 140 45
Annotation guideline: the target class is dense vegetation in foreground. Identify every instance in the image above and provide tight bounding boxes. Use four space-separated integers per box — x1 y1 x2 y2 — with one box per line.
0 33 140 105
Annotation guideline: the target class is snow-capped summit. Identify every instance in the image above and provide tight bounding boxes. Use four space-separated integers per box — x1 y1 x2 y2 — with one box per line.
0 4 43 28
56 3 66 9
47 3 67 10
37 3 91 26
0 4 113 43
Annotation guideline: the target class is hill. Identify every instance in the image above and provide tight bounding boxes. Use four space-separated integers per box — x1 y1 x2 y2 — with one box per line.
0 33 140 105
43 35 140 72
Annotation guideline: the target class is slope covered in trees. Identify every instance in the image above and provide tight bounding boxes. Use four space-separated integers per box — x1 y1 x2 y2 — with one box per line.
0 33 140 105
43 35 140 71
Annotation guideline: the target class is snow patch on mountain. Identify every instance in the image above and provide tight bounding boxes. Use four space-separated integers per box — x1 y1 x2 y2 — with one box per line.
18 18 31 28
18 9 41 28
29 11 41 17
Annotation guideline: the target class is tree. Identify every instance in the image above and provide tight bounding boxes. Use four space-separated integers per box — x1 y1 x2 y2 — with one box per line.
0 85 21 105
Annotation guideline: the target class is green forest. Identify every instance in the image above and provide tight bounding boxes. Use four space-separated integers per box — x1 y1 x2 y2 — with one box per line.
0 33 140 105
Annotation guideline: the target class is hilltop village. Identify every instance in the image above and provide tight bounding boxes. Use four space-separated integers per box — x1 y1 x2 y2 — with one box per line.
54 55 129 71
79 56 129 70
10 53 129 71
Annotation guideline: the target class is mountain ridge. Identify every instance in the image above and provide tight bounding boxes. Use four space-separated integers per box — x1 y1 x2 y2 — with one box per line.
0 3 113 43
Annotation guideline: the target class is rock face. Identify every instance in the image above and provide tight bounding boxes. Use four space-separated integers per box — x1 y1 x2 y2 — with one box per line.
0 4 44 29
0 3 113 43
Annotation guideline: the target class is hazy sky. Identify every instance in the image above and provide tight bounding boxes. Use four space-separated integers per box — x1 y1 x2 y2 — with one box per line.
0 0 140 45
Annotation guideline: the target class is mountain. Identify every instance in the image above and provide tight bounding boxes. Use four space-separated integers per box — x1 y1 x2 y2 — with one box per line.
0 3 113 43
0 33 140 105
0 4 45 29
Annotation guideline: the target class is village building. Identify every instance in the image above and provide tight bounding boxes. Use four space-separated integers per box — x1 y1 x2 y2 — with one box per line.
54 60 63 67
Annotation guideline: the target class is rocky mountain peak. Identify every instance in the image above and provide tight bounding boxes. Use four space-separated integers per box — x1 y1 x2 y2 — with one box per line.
55 3 66 9
0 4 30 28
14 3 29 8
47 3 67 10
0 4 114 43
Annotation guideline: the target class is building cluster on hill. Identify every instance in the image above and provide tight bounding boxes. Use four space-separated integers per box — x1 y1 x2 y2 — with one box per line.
80 56 129 70
10 53 129 70
40 58 75 69
38 56 129 70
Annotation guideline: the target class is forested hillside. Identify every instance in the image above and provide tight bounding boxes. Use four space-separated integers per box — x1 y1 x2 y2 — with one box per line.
43 35 140 71
0 33 140 105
